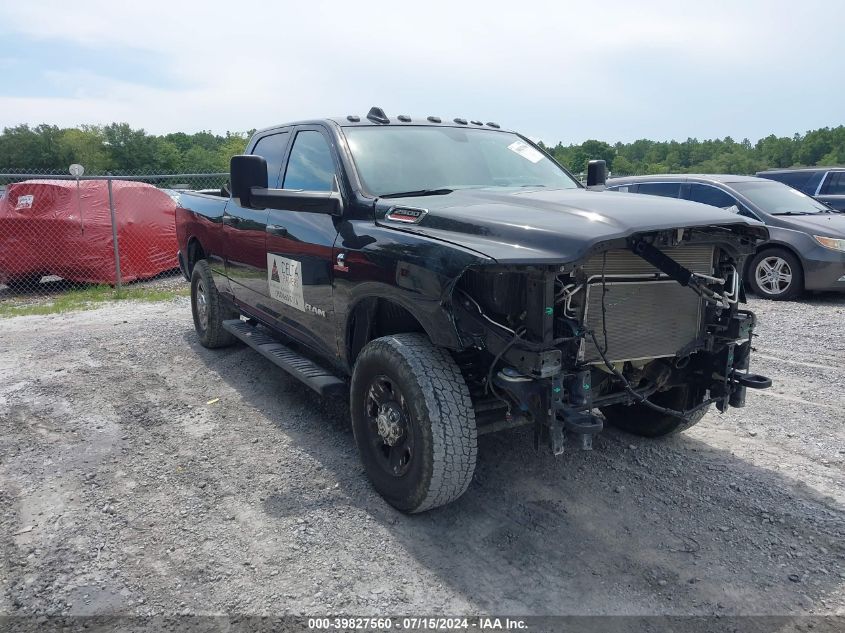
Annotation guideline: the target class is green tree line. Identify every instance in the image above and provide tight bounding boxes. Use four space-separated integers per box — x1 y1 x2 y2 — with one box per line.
0 123 251 174
541 126 845 176
0 122 843 176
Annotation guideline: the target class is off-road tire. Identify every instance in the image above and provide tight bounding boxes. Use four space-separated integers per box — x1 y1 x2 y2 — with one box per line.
600 385 710 438
747 247 804 301
350 333 477 513
190 259 238 348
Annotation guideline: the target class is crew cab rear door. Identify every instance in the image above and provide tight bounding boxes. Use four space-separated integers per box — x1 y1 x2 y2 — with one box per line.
265 125 340 358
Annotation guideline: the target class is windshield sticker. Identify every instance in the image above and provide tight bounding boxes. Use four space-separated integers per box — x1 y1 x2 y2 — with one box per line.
507 140 544 164
268 254 305 312
15 195 34 210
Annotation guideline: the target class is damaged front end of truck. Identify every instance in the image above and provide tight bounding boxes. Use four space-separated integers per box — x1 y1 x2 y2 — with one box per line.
451 223 773 454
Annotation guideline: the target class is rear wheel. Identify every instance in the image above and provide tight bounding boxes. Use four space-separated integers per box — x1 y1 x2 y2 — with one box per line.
747 248 803 301
190 259 238 348
4 274 43 292
350 334 477 513
600 385 710 438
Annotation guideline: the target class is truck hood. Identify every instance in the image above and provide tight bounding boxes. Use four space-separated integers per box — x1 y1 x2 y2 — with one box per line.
375 187 767 263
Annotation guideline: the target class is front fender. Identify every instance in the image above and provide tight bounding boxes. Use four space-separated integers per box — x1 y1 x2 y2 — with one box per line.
333 219 494 367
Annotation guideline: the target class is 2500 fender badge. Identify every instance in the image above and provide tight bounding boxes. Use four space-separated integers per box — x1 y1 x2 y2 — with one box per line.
385 206 427 224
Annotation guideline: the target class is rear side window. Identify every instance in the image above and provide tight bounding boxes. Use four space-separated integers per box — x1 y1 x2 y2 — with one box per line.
252 132 290 188
636 182 681 198
821 172 845 195
761 171 816 193
687 184 737 209
283 131 336 192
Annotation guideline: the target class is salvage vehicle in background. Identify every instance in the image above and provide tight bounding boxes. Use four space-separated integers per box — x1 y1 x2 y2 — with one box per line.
607 175 845 300
757 167 845 211
0 179 178 289
176 107 771 512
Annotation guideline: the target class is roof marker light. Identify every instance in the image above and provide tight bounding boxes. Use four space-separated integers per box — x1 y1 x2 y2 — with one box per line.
470 120 483 126
486 122 500 128
366 106 390 124
427 116 442 123
398 115 411 122
453 118 468 125
346 115 360 122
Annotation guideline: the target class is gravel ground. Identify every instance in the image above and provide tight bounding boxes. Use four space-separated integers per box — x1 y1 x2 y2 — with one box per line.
1 293 844 623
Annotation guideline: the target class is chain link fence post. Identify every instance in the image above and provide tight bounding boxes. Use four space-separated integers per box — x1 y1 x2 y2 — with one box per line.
106 175 123 296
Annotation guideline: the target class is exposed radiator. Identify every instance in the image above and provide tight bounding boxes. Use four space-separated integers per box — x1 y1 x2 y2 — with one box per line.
580 280 703 364
575 245 713 364
580 244 715 278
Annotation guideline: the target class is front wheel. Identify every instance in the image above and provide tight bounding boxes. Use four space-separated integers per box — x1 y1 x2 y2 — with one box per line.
350 334 477 513
600 385 710 438
747 248 803 301
191 260 239 348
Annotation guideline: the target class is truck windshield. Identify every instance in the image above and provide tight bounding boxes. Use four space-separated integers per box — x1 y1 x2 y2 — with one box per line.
730 180 831 215
343 126 579 196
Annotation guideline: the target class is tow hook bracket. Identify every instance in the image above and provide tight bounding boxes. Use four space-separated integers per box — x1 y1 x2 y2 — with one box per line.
736 373 772 389
549 419 565 456
560 411 603 451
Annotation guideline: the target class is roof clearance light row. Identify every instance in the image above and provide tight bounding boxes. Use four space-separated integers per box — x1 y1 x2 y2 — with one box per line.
347 106 500 129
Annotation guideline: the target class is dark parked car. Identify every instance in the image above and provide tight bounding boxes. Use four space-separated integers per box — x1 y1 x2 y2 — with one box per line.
176 109 770 512
757 167 845 211
606 175 845 300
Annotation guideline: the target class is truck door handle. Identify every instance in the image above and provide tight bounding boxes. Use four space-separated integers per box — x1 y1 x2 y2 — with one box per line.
266 224 288 236
222 215 242 226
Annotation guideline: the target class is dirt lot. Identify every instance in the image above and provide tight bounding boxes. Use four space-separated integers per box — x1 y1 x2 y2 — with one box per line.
1 292 844 622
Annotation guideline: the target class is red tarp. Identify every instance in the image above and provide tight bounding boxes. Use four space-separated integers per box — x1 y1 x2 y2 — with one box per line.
0 180 178 285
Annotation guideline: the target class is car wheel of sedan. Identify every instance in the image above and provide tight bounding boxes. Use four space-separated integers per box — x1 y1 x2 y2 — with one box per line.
747 248 803 301
191 259 239 348
350 333 477 513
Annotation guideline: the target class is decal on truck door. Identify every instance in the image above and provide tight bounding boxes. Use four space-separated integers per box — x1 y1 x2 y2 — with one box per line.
267 253 305 311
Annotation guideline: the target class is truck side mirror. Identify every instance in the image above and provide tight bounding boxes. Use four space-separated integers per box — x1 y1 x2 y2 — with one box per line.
586 160 607 188
230 155 268 207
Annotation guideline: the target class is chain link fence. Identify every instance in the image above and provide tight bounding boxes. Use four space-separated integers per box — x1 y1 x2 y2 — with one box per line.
0 169 227 303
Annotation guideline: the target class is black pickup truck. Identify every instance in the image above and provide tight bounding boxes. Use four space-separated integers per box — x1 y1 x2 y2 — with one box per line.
176 107 772 512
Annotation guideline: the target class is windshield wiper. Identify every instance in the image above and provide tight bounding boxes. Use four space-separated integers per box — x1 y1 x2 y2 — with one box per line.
379 188 454 199
772 211 812 216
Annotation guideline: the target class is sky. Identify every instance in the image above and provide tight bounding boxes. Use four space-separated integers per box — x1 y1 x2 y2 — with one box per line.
0 0 841 146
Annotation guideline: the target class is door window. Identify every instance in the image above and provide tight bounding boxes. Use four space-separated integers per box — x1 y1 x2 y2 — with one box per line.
687 184 738 209
821 172 845 195
636 182 681 198
251 132 290 188
283 131 336 192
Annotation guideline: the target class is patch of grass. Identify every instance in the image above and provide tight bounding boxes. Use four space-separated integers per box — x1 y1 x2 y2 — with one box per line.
0 284 190 318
